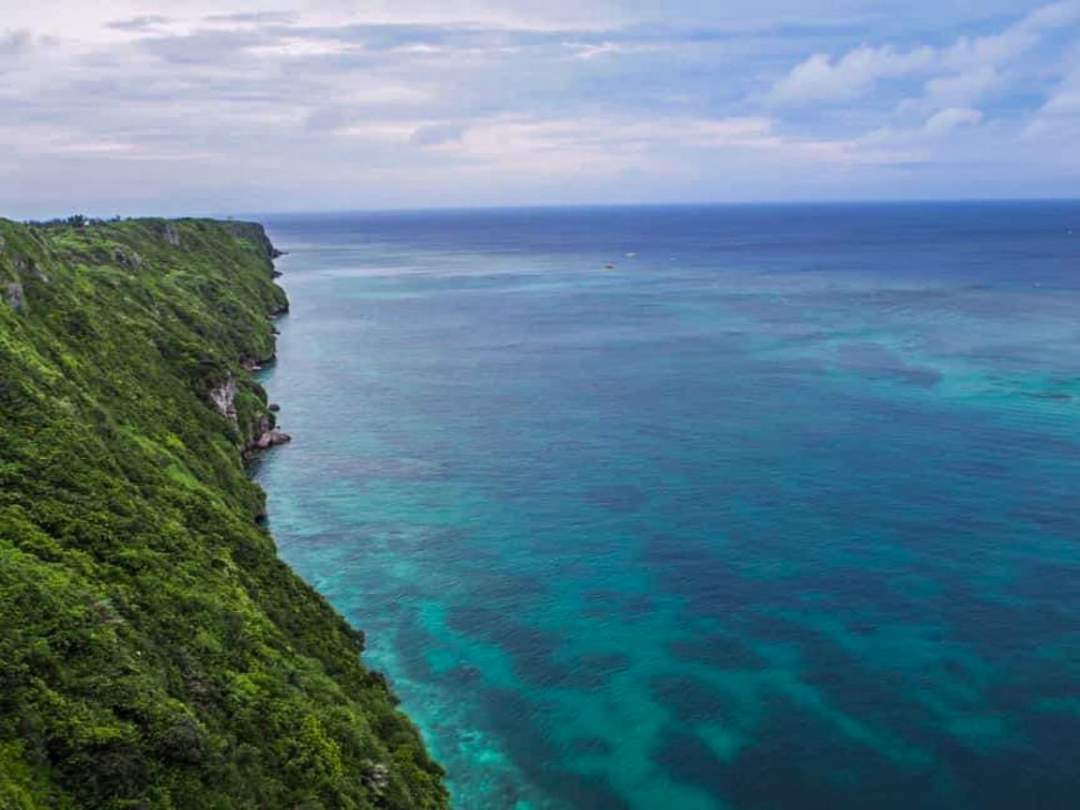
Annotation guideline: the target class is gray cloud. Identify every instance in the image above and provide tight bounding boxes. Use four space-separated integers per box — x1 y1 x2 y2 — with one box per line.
106 16 171 32
135 28 278 64
203 12 299 24
304 107 359 132
0 29 34 54
410 123 466 146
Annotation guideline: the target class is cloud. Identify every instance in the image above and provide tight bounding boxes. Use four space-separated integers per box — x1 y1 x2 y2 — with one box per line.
770 45 935 103
920 67 1000 108
106 16 171 32
921 107 983 135
203 12 298 25
1 1 1078 216
0 29 35 55
1023 54 1080 149
415 114 861 174
304 107 356 132
410 123 466 147
1042 86 1080 116
770 1 1080 107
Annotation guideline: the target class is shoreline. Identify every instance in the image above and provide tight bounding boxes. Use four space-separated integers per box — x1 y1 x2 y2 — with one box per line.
0 216 447 808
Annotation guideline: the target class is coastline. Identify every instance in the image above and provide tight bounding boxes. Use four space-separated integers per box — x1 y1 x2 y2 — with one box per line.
0 217 447 808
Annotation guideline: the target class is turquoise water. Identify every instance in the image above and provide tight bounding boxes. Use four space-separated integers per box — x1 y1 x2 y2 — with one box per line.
254 204 1080 809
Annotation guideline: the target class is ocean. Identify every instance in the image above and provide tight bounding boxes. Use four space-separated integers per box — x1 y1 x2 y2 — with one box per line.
253 202 1080 809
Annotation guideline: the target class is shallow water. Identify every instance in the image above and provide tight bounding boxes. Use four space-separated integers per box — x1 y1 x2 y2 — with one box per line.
254 203 1080 809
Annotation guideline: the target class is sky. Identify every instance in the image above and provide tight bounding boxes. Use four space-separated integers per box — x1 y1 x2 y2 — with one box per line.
1 1 1078 216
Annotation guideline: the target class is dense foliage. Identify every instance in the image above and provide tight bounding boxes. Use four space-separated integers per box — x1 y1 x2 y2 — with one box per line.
0 218 447 809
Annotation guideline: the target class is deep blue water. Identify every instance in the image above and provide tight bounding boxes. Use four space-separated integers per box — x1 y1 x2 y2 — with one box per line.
254 203 1080 809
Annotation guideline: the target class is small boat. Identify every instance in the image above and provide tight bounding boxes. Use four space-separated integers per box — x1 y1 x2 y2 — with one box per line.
605 263 616 270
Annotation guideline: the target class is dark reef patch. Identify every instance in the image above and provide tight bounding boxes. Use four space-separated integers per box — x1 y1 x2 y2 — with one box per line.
479 688 630 810
650 674 739 724
667 634 768 671
447 605 572 687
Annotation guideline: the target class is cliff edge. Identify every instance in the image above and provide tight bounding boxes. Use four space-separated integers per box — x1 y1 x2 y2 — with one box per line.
0 217 447 809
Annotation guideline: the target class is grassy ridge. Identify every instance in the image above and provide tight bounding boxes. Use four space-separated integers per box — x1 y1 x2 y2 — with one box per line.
0 218 447 809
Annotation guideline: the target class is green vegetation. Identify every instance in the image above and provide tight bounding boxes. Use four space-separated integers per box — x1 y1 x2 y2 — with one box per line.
0 218 447 809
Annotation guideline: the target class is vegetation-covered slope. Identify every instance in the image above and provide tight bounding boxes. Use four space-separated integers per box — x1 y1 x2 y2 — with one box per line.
0 218 447 809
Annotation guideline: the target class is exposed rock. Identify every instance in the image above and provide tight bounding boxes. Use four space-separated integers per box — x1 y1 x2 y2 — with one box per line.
241 352 276 372
247 427 291 453
208 374 237 420
268 402 280 413
3 281 26 312
114 247 143 269
254 429 291 450
361 760 390 798
16 255 48 283
162 223 182 247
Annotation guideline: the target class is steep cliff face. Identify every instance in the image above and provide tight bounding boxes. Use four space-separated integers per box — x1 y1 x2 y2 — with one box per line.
0 218 447 809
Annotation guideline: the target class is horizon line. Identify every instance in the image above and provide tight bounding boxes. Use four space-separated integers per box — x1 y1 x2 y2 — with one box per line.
8 195 1080 224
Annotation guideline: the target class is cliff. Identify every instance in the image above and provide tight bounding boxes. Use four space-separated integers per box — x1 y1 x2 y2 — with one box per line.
0 218 447 808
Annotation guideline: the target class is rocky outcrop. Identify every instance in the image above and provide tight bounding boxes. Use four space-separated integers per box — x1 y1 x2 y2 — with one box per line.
254 429 291 450
208 374 238 420
113 247 143 269
240 354 274 372
161 223 182 247
362 761 390 799
3 281 25 312
15 255 48 283
243 411 291 456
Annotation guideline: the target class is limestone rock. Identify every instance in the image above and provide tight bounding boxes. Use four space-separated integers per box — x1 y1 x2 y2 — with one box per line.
361 760 390 797
162 223 182 247
3 281 25 312
114 247 143 269
208 374 238 420
255 429 291 449
16 255 48 283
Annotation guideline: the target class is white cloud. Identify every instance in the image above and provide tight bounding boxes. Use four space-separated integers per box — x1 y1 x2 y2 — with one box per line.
921 107 983 135
770 1 1080 107
911 1 1080 110
921 67 1000 108
770 45 935 103
1024 53 1080 144
1043 88 1080 115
